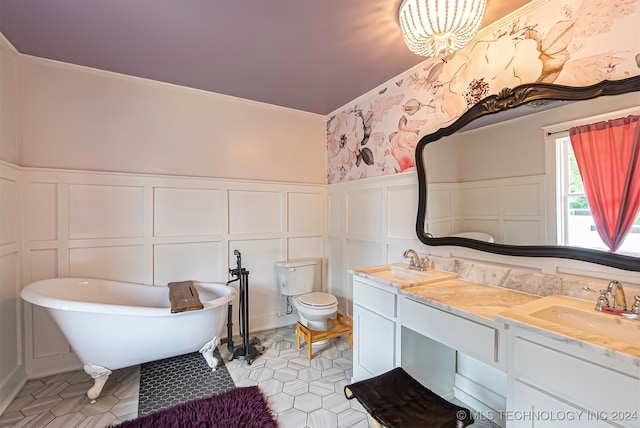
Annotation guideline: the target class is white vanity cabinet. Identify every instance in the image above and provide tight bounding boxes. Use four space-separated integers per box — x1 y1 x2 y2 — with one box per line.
401 294 510 425
401 296 507 371
352 276 401 381
351 265 640 428
506 327 640 428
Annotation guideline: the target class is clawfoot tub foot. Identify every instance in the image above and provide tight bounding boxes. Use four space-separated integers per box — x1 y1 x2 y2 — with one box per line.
83 363 112 400
199 336 221 371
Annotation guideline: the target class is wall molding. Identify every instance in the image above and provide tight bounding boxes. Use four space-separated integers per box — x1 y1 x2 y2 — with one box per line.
0 161 25 414
17 164 327 378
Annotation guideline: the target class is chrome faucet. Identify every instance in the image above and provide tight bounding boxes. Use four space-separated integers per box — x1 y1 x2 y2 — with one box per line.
606 280 627 311
585 281 638 320
403 249 427 271
632 296 640 314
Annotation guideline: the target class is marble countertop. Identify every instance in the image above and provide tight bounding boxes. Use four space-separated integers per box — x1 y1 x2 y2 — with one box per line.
401 278 540 325
354 264 640 365
349 263 458 290
496 295 640 364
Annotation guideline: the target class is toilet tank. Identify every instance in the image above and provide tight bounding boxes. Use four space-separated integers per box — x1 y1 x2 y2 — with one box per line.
275 259 319 296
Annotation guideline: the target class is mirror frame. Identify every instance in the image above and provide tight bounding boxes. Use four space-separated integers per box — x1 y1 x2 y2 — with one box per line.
415 75 640 271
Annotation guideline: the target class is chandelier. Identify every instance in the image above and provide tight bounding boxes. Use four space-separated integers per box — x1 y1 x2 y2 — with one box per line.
398 0 487 57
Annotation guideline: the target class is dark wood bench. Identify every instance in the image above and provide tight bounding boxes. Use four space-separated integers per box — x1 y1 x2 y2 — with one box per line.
344 367 475 428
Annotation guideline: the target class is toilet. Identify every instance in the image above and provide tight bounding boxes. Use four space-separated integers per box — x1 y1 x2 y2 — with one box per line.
275 259 338 331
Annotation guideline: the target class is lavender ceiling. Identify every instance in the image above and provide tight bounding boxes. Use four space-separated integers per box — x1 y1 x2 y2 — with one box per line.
0 0 532 115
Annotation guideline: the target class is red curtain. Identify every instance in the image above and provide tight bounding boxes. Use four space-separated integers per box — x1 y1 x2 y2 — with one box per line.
569 115 640 252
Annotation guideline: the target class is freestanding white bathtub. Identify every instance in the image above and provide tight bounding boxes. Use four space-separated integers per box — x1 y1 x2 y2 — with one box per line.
21 278 236 399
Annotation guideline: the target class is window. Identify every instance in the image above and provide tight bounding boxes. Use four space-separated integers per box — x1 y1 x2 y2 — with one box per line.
554 135 640 256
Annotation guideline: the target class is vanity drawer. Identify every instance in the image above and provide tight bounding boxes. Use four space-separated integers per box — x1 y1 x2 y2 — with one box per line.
512 336 639 425
353 279 396 318
401 297 499 366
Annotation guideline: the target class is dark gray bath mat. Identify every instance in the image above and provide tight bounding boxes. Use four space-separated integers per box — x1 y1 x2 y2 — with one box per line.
137 349 235 416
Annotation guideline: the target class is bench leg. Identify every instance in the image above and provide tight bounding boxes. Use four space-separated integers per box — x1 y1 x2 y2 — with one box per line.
367 414 384 428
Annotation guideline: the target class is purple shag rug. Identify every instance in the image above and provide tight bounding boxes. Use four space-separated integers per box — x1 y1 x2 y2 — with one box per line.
109 386 278 428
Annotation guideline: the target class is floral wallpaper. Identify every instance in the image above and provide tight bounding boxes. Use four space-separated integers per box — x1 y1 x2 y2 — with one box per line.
326 0 640 184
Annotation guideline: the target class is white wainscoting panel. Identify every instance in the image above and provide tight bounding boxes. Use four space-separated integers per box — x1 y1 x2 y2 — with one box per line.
20 168 326 377
328 237 346 313
154 188 224 237
347 188 383 237
425 184 461 237
0 253 19 368
27 183 57 241
504 220 544 245
328 173 426 316
388 184 418 239
460 176 545 245
0 177 17 245
0 163 25 415
462 220 501 241
154 241 223 285
462 186 500 216
289 192 323 233
429 219 456 238
229 238 289 329
327 171 636 428
346 239 385 270
328 193 345 234
326 172 550 326
503 182 542 216
428 187 454 219
69 245 145 283
29 249 58 281
228 190 283 234
69 184 144 239
288 236 323 260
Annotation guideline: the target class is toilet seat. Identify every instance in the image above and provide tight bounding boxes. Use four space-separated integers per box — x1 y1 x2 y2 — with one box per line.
296 292 337 308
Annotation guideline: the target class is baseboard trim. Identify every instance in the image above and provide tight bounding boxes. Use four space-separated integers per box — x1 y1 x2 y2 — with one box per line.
0 366 26 416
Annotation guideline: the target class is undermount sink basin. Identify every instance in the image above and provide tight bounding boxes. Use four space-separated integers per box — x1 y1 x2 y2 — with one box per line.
530 305 640 344
380 266 433 281
362 264 457 285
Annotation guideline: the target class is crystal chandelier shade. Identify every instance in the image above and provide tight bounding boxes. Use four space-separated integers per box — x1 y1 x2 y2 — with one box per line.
398 0 487 57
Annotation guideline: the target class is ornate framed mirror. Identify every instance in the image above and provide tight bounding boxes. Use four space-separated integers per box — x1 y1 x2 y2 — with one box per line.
415 75 640 271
